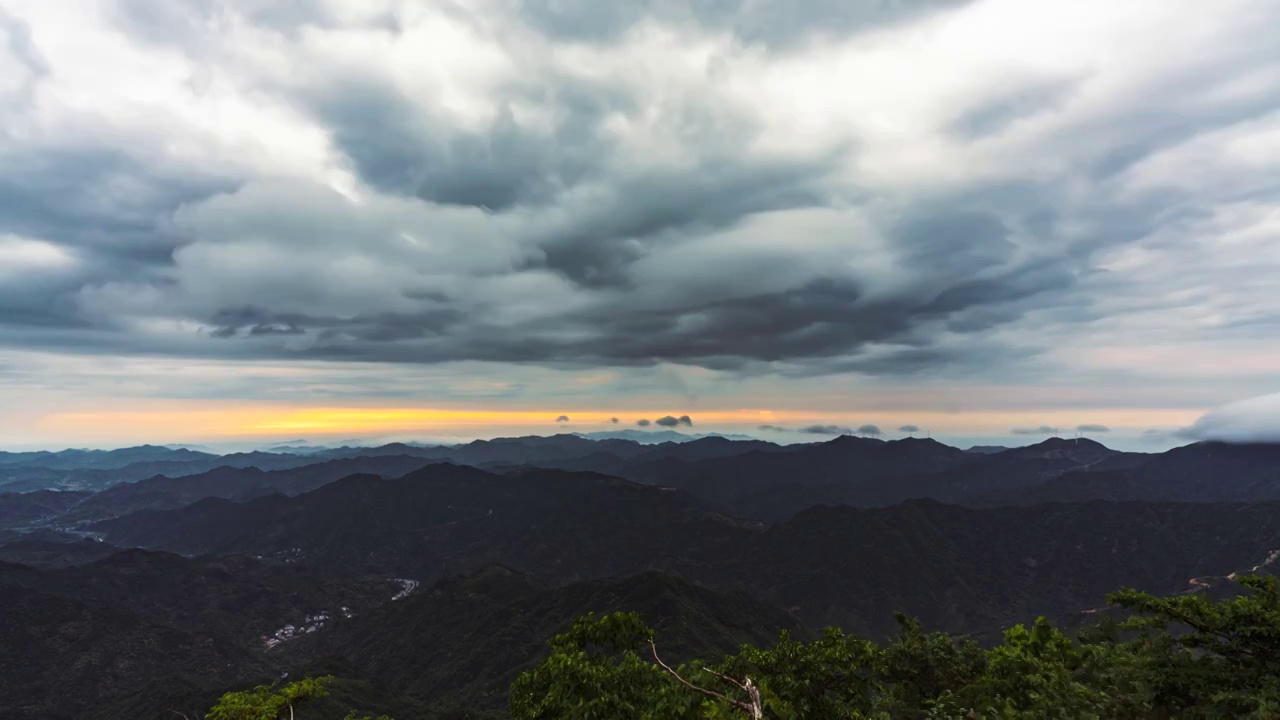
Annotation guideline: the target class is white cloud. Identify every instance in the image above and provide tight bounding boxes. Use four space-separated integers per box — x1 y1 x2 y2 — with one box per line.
0 234 76 279
1183 392 1280 443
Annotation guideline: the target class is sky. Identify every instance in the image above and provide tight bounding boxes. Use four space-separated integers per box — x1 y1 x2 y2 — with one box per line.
1 0 1279 451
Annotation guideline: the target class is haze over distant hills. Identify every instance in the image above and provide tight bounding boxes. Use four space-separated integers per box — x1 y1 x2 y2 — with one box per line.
4 430 1280 716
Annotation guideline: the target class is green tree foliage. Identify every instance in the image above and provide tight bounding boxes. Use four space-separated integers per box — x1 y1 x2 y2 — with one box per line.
1110 574 1280 717
511 575 1280 719
203 675 398 720
203 674 400 720
206 676 335 720
509 611 709 719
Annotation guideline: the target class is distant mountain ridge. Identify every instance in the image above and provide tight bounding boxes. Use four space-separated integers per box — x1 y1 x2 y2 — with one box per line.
88 463 1280 637
7 433 1280 717
57 455 442 524
573 429 757 443
10 434 1280 523
989 441 1280 505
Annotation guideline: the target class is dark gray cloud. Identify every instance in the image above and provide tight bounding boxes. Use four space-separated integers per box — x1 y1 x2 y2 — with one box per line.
0 66 1080 379
246 323 305 337
0 145 233 337
655 414 693 427
898 424 920 433
555 415 570 423
758 424 787 432
800 424 853 435
70 9 1099 378
268 253 1060 374
1 0 1277 417
308 79 592 212
1011 426 1057 435
0 147 226 259
636 419 651 427
303 69 834 288
610 417 619 424
857 424 882 436
1075 424 1110 433
535 159 830 289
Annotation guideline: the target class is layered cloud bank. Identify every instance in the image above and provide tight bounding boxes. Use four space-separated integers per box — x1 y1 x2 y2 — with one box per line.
0 0 1278 440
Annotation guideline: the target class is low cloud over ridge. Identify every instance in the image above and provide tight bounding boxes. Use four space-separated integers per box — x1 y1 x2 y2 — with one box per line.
1011 426 1057 436
1181 393 1280 443
801 425 853 435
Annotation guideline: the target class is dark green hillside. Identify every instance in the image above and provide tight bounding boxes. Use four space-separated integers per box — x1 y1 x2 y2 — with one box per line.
281 569 799 713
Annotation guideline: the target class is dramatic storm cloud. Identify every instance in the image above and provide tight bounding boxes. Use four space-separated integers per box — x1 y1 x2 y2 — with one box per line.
1 0 1278 448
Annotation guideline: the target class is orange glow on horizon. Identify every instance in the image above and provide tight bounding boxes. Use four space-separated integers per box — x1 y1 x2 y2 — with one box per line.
34 406 798 439
28 403 1204 443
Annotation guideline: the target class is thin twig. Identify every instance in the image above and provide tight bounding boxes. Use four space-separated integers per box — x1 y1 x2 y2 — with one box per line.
702 666 750 692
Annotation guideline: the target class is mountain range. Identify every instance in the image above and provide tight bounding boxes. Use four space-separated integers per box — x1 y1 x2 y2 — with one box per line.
4 433 1280 717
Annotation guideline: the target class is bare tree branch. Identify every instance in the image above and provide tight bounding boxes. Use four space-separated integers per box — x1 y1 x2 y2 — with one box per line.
648 639 763 718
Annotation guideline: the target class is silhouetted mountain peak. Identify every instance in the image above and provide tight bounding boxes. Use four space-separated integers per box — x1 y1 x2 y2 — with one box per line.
1037 436 1106 449
891 436 945 446
883 437 964 455
1003 436 1113 461
824 434 885 448
373 442 420 452
684 436 733 447
398 462 493 483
